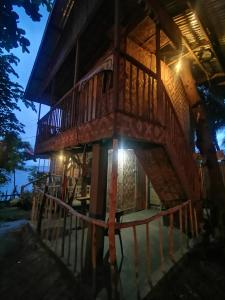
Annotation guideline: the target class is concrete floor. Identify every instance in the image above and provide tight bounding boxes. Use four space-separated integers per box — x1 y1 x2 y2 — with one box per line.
114 209 187 300
40 208 188 300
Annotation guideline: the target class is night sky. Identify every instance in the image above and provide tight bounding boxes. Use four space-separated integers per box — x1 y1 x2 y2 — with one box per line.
13 6 49 149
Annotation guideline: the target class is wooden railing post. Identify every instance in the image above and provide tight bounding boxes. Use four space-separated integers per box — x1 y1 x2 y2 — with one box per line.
37 185 48 234
156 22 164 125
113 0 120 137
108 138 119 299
189 200 194 237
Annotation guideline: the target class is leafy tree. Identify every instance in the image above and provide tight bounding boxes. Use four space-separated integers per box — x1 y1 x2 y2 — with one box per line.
198 85 225 151
0 0 53 53
28 165 46 183
0 133 34 186
0 0 53 184
0 48 34 137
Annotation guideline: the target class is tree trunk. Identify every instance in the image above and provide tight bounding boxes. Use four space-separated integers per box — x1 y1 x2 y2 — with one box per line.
180 59 225 236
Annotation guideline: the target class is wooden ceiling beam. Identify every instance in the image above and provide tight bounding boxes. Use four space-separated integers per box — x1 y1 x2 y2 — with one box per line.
184 0 225 73
139 0 182 49
139 0 210 81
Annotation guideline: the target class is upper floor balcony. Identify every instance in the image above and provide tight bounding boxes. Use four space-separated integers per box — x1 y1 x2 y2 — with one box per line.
35 51 190 156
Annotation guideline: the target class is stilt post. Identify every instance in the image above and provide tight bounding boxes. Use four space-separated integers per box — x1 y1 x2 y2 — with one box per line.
108 139 119 299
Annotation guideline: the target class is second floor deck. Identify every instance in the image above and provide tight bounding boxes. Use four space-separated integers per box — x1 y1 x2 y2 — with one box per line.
35 51 190 156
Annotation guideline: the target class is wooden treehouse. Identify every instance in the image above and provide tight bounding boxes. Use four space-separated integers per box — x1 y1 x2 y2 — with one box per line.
25 0 225 298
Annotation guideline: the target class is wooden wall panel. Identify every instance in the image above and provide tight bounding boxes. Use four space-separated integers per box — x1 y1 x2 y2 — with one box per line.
35 113 114 154
135 147 187 208
115 112 165 145
126 38 191 142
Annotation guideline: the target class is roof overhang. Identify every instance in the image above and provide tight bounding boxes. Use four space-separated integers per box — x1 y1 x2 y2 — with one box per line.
25 0 104 104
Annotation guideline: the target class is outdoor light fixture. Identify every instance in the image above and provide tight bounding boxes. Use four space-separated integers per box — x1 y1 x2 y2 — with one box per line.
118 149 127 166
58 152 64 162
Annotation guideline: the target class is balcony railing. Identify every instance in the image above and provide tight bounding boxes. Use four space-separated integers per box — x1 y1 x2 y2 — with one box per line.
36 52 162 145
117 53 200 200
36 52 199 201
36 66 114 144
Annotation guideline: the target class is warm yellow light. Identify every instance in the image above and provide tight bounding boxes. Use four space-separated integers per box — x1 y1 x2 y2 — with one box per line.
58 153 64 162
191 13 198 26
175 60 182 73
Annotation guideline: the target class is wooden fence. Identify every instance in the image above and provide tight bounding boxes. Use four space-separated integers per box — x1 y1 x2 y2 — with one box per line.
31 187 199 299
31 188 108 295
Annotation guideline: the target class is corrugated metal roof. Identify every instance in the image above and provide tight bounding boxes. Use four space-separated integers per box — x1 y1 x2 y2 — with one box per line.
160 0 225 80
25 0 225 103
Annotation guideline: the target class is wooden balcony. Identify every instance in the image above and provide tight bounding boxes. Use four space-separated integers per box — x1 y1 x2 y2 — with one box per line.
35 51 201 216
35 52 199 204
35 52 166 153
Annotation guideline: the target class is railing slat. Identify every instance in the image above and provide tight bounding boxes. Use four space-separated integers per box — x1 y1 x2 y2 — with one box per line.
158 217 164 271
32 188 197 300
145 223 152 286
74 216 78 273
67 213 73 265
168 213 174 260
133 226 140 300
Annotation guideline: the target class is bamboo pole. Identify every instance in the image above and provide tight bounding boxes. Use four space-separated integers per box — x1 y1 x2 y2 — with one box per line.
113 0 120 136
108 138 119 298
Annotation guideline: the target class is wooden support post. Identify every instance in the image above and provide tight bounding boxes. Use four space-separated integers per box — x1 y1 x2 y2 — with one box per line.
155 23 163 124
61 155 69 202
84 143 108 284
144 0 182 50
108 139 119 299
89 143 108 219
189 201 194 237
81 148 87 197
74 39 79 85
113 0 120 134
72 39 79 130
156 23 161 81
37 185 48 235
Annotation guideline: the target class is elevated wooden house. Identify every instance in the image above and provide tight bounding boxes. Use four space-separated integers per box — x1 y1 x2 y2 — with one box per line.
25 0 225 298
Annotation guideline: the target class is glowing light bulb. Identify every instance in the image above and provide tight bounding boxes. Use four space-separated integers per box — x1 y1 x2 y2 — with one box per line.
175 60 182 73
58 153 64 161
118 149 127 166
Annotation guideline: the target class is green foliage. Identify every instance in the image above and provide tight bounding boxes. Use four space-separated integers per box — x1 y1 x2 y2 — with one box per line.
0 133 34 184
0 0 53 53
19 191 33 210
0 0 53 138
0 49 32 136
28 166 46 183
198 86 225 150
0 0 53 184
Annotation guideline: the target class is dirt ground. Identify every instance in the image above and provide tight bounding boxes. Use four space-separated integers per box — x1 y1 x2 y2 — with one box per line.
1 208 225 300
0 220 84 300
0 207 30 222
145 240 225 300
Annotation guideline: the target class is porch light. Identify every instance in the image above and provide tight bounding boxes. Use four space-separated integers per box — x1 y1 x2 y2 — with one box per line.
58 152 64 162
118 149 127 166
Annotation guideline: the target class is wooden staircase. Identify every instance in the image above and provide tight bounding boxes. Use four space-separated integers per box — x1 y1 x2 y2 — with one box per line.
135 82 201 210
